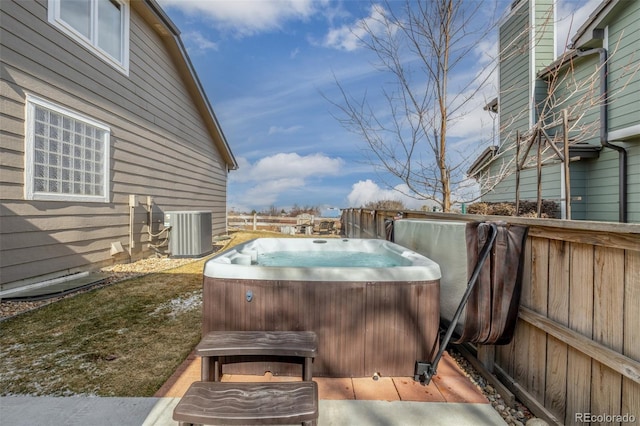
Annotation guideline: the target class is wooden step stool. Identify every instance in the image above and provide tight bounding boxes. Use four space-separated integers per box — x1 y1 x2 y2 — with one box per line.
173 381 318 426
173 331 319 426
196 330 318 381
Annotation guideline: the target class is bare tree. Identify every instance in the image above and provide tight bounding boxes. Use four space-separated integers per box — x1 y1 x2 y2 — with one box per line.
331 0 502 212
332 0 640 217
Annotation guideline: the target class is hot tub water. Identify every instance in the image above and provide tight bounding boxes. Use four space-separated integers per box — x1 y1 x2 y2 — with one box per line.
257 251 408 267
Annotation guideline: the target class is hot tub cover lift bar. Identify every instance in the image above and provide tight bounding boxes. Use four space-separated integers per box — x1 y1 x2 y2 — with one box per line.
414 222 498 385
414 223 527 385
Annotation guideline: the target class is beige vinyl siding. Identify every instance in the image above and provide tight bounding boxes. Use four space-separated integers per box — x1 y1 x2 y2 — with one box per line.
1 0 231 289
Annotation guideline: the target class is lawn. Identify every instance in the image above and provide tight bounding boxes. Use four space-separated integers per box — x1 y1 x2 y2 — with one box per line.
0 230 299 397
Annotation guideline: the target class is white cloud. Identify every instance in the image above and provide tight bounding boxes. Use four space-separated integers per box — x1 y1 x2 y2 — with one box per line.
346 179 434 210
346 177 481 210
232 152 343 183
182 31 218 54
159 0 320 36
322 4 392 51
229 153 344 208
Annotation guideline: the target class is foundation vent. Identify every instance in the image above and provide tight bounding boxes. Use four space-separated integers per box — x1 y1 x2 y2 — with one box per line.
164 211 213 257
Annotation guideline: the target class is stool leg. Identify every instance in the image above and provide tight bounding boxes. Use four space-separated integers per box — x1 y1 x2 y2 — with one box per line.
201 356 210 381
214 357 221 381
303 357 312 381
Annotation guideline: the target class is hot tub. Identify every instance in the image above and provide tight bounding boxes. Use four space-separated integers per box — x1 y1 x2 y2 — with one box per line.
202 238 441 377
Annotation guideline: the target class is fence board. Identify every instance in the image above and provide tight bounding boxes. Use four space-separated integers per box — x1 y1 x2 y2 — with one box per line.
545 240 570 420
561 242 594 423
623 250 640 420
591 246 625 418
528 237 549 402
514 237 533 387
496 337 516 379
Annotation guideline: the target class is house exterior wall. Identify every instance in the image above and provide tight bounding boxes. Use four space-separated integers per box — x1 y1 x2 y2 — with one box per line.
568 162 588 220
478 0 639 223
498 0 531 152
482 164 562 205
602 0 640 222
626 143 640 223
483 0 557 209
1 0 233 290
607 0 640 134
559 0 640 222
532 0 555 121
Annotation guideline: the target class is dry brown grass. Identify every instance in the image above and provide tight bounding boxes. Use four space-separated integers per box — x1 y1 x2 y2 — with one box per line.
0 230 294 396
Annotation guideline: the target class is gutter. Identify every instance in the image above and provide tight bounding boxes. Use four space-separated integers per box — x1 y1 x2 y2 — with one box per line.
575 47 627 223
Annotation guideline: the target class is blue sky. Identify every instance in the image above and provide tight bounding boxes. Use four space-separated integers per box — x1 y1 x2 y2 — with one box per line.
157 0 600 215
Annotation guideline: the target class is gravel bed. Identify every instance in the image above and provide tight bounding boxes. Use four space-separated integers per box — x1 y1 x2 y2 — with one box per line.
1 254 546 425
448 349 546 426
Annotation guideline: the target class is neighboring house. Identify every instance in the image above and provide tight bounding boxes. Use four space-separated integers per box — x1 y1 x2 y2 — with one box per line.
0 0 238 292
469 0 639 223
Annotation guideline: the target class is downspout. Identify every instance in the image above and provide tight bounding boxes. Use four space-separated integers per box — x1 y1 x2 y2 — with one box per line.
575 47 628 222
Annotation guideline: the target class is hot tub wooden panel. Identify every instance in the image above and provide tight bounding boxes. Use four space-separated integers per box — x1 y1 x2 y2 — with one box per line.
203 277 439 377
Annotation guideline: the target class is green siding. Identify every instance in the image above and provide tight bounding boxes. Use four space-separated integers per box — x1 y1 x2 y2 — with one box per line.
482 162 561 205
477 0 639 223
533 0 555 71
551 54 602 146
607 0 640 133
582 150 619 221
626 141 640 223
499 1 531 161
567 162 588 220
584 141 640 222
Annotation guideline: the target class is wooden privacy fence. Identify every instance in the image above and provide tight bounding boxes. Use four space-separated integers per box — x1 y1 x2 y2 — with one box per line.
341 209 640 426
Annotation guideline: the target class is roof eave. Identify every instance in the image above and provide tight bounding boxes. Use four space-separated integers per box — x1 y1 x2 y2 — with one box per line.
540 0 629 80
570 0 621 49
467 145 498 177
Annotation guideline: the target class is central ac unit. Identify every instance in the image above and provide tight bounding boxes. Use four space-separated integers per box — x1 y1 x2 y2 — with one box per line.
164 211 213 257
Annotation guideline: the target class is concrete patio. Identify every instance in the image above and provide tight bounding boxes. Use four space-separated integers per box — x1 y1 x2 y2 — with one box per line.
0 351 507 426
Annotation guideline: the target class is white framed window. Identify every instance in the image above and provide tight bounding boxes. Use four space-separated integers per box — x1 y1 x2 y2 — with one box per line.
48 0 130 75
25 95 111 203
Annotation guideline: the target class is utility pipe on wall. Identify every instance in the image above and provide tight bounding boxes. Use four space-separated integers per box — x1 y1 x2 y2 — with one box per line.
129 194 136 255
